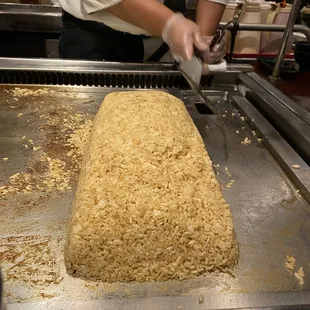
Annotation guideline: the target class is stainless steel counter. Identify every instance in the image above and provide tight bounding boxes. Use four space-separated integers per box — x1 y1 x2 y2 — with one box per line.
0 84 309 309
0 3 61 33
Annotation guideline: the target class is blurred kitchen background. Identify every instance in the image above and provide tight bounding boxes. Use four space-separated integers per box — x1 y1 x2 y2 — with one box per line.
0 0 309 63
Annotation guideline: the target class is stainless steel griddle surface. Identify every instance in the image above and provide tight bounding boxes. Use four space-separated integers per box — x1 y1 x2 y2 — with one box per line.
0 85 309 309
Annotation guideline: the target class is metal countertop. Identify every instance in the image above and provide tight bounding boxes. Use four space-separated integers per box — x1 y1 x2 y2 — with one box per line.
0 85 309 309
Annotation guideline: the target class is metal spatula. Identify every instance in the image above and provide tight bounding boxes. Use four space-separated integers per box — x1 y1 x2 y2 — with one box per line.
178 56 217 114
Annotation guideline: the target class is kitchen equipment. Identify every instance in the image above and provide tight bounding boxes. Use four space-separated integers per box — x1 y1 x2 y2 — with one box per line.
178 56 217 114
234 1 270 54
177 20 233 115
0 58 309 310
260 4 293 55
257 57 298 80
294 41 310 71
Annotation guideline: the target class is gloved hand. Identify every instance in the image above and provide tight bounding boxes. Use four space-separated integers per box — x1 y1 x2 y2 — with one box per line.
203 36 226 64
201 35 227 74
162 13 208 63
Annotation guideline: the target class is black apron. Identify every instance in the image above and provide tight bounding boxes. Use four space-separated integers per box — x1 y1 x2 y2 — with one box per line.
59 1 189 61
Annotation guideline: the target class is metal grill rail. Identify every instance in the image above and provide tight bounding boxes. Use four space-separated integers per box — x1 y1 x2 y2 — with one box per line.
0 70 215 89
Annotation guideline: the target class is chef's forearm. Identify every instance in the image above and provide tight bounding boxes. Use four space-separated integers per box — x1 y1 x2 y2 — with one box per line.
107 0 174 36
196 0 226 36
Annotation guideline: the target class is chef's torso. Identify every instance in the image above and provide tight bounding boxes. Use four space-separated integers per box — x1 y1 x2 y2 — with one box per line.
57 0 228 35
57 0 167 35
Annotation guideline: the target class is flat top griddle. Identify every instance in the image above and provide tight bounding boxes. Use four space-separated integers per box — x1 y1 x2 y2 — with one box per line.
0 83 309 310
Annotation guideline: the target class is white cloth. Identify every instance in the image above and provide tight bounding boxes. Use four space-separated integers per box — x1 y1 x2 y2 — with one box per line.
57 0 228 35
208 59 227 72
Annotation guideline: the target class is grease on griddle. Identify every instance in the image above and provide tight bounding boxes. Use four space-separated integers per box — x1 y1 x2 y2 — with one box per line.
0 87 95 303
0 103 94 198
0 236 60 287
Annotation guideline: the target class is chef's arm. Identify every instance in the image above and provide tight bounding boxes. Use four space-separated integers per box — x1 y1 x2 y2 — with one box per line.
107 0 173 36
107 0 208 62
196 0 226 36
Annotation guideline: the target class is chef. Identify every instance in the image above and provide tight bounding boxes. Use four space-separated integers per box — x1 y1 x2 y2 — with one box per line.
57 0 227 66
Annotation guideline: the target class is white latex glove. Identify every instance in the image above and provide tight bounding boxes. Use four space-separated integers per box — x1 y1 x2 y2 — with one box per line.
162 13 209 63
201 35 227 74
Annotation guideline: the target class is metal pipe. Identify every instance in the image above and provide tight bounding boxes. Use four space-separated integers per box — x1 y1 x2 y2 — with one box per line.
271 0 303 79
0 57 254 73
219 22 310 43
293 25 310 42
